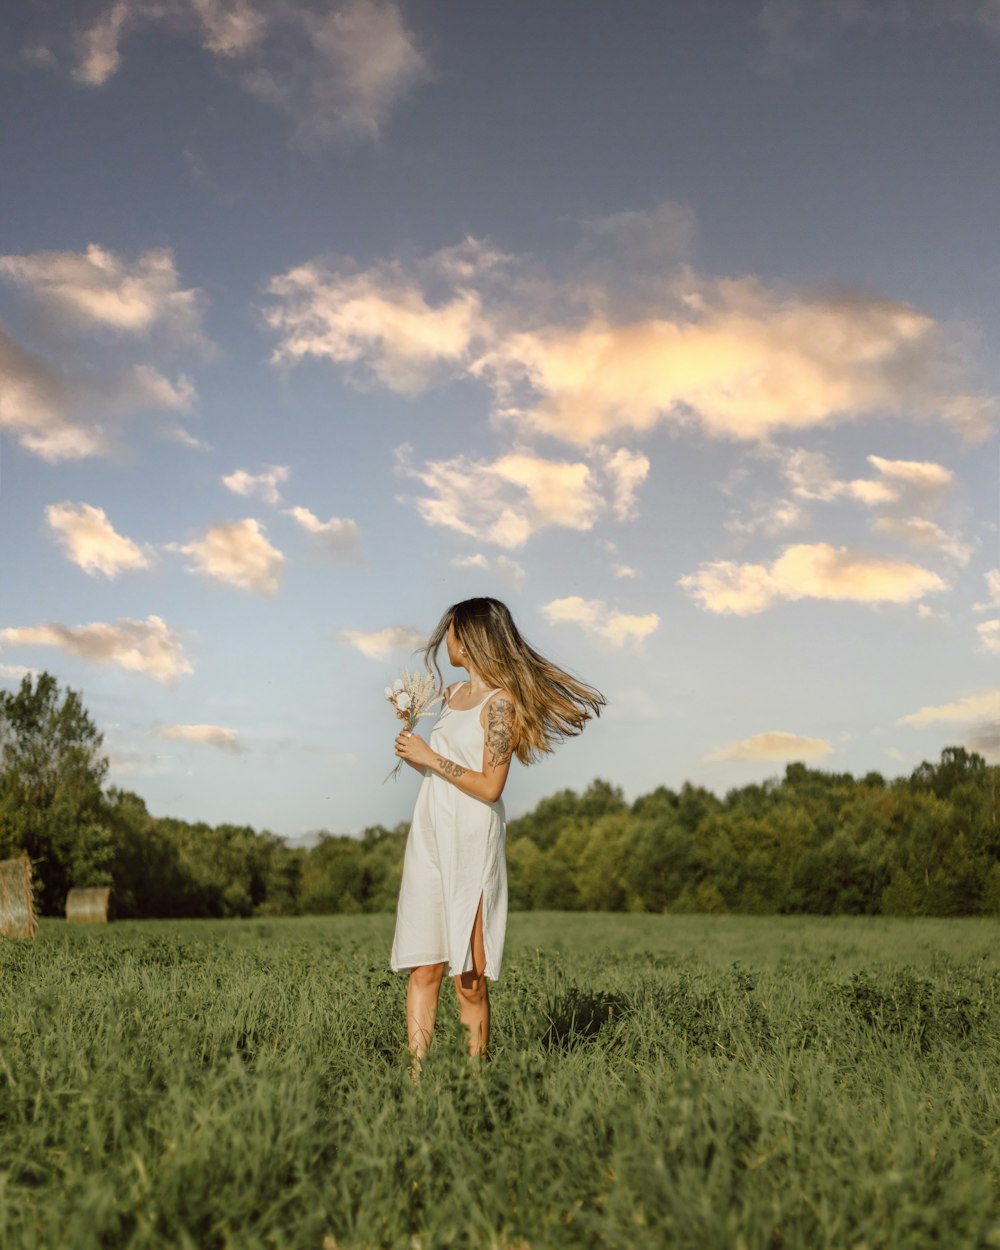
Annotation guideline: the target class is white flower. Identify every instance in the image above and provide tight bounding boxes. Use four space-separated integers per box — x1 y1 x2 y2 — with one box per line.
393 678 404 692
395 691 412 710
384 686 394 699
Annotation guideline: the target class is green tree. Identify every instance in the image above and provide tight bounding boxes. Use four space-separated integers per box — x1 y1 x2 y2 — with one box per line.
0 672 112 913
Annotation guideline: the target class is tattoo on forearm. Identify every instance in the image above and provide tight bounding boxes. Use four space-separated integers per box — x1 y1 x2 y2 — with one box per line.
487 698 515 767
436 757 467 779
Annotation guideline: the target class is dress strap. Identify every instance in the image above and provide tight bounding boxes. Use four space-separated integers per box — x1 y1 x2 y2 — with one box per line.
474 687 503 710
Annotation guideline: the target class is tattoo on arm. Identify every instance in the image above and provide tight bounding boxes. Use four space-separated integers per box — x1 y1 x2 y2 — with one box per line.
436 757 467 779
486 698 515 767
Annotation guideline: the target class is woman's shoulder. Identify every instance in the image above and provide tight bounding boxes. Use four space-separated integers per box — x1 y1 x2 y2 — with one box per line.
481 688 516 717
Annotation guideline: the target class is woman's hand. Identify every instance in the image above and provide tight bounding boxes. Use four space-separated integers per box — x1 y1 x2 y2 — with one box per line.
395 729 433 769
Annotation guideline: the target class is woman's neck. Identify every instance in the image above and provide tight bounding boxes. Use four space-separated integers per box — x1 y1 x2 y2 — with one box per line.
462 668 492 698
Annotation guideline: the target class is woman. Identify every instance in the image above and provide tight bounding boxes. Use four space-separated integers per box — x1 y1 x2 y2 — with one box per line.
390 597 605 1061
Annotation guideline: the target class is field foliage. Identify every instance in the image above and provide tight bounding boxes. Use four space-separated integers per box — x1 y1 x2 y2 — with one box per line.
2 914 999 1249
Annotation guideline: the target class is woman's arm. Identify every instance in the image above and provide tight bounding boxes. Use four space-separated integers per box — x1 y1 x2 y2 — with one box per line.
395 694 515 803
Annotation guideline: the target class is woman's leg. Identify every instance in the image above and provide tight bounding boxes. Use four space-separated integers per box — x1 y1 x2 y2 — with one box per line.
454 895 490 1057
406 962 447 1060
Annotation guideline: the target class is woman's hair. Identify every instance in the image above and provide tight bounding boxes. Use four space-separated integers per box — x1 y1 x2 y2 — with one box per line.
423 597 605 765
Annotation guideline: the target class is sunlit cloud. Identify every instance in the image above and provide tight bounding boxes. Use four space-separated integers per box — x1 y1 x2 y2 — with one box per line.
974 569 1000 613
267 231 988 448
541 596 660 648
780 450 955 507
601 447 650 520
680 542 946 615
871 515 971 565
0 327 196 461
898 688 1000 727
286 506 360 555
46 502 152 577
223 464 289 505
977 621 1000 655
153 723 248 754
942 393 997 444
52 0 428 145
726 496 810 538
866 454 954 490
0 328 106 460
241 0 429 145
706 731 833 762
0 615 192 684
0 244 206 343
265 243 492 391
339 625 424 659
477 281 946 445
398 446 604 548
173 518 284 593
450 553 526 588
612 563 640 579
73 0 130 85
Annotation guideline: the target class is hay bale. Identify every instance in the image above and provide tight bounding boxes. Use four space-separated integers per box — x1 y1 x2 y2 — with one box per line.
0 856 36 940
66 886 111 924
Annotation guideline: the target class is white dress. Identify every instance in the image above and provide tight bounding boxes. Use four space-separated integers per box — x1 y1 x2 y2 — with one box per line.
390 683 509 981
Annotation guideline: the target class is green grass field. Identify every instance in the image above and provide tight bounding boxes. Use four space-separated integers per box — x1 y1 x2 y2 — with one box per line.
2 913 999 1250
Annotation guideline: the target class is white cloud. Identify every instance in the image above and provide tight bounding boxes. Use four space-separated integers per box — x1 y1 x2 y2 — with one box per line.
174 519 284 593
707 731 833 762
974 569 1000 613
46 502 151 577
0 328 106 460
577 201 699 275
0 244 206 342
265 229 992 448
0 240 200 463
779 448 898 505
131 364 196 409
451 553 526 588
399 447 604 548
680 542 946 615
898 688 1000 727
942 394 997 444
73 0 131 85
612 563 640 579
977 621 1000 655
60 1 427 146
871 515 971 565
601 447 650 520
153 723 247 754
725 496 810 538
242 0 428 145
0 615 192 684
541 596 660 648
265 249 488 392
339 625 424 660
223 465 289 505
286 506 360 555
191 0 266 56
866 454 954 491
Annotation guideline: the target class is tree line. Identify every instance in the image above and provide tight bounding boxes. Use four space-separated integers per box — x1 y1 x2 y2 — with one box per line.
3 673 999 919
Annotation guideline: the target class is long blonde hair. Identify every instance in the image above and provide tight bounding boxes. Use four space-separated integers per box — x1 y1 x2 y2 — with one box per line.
423 597 605 765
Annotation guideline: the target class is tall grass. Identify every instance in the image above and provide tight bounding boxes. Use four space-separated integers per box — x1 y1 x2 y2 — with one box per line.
1 913 998 1249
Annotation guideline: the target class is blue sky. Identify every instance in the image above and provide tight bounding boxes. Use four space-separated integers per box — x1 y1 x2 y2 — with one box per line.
2 0 999 838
